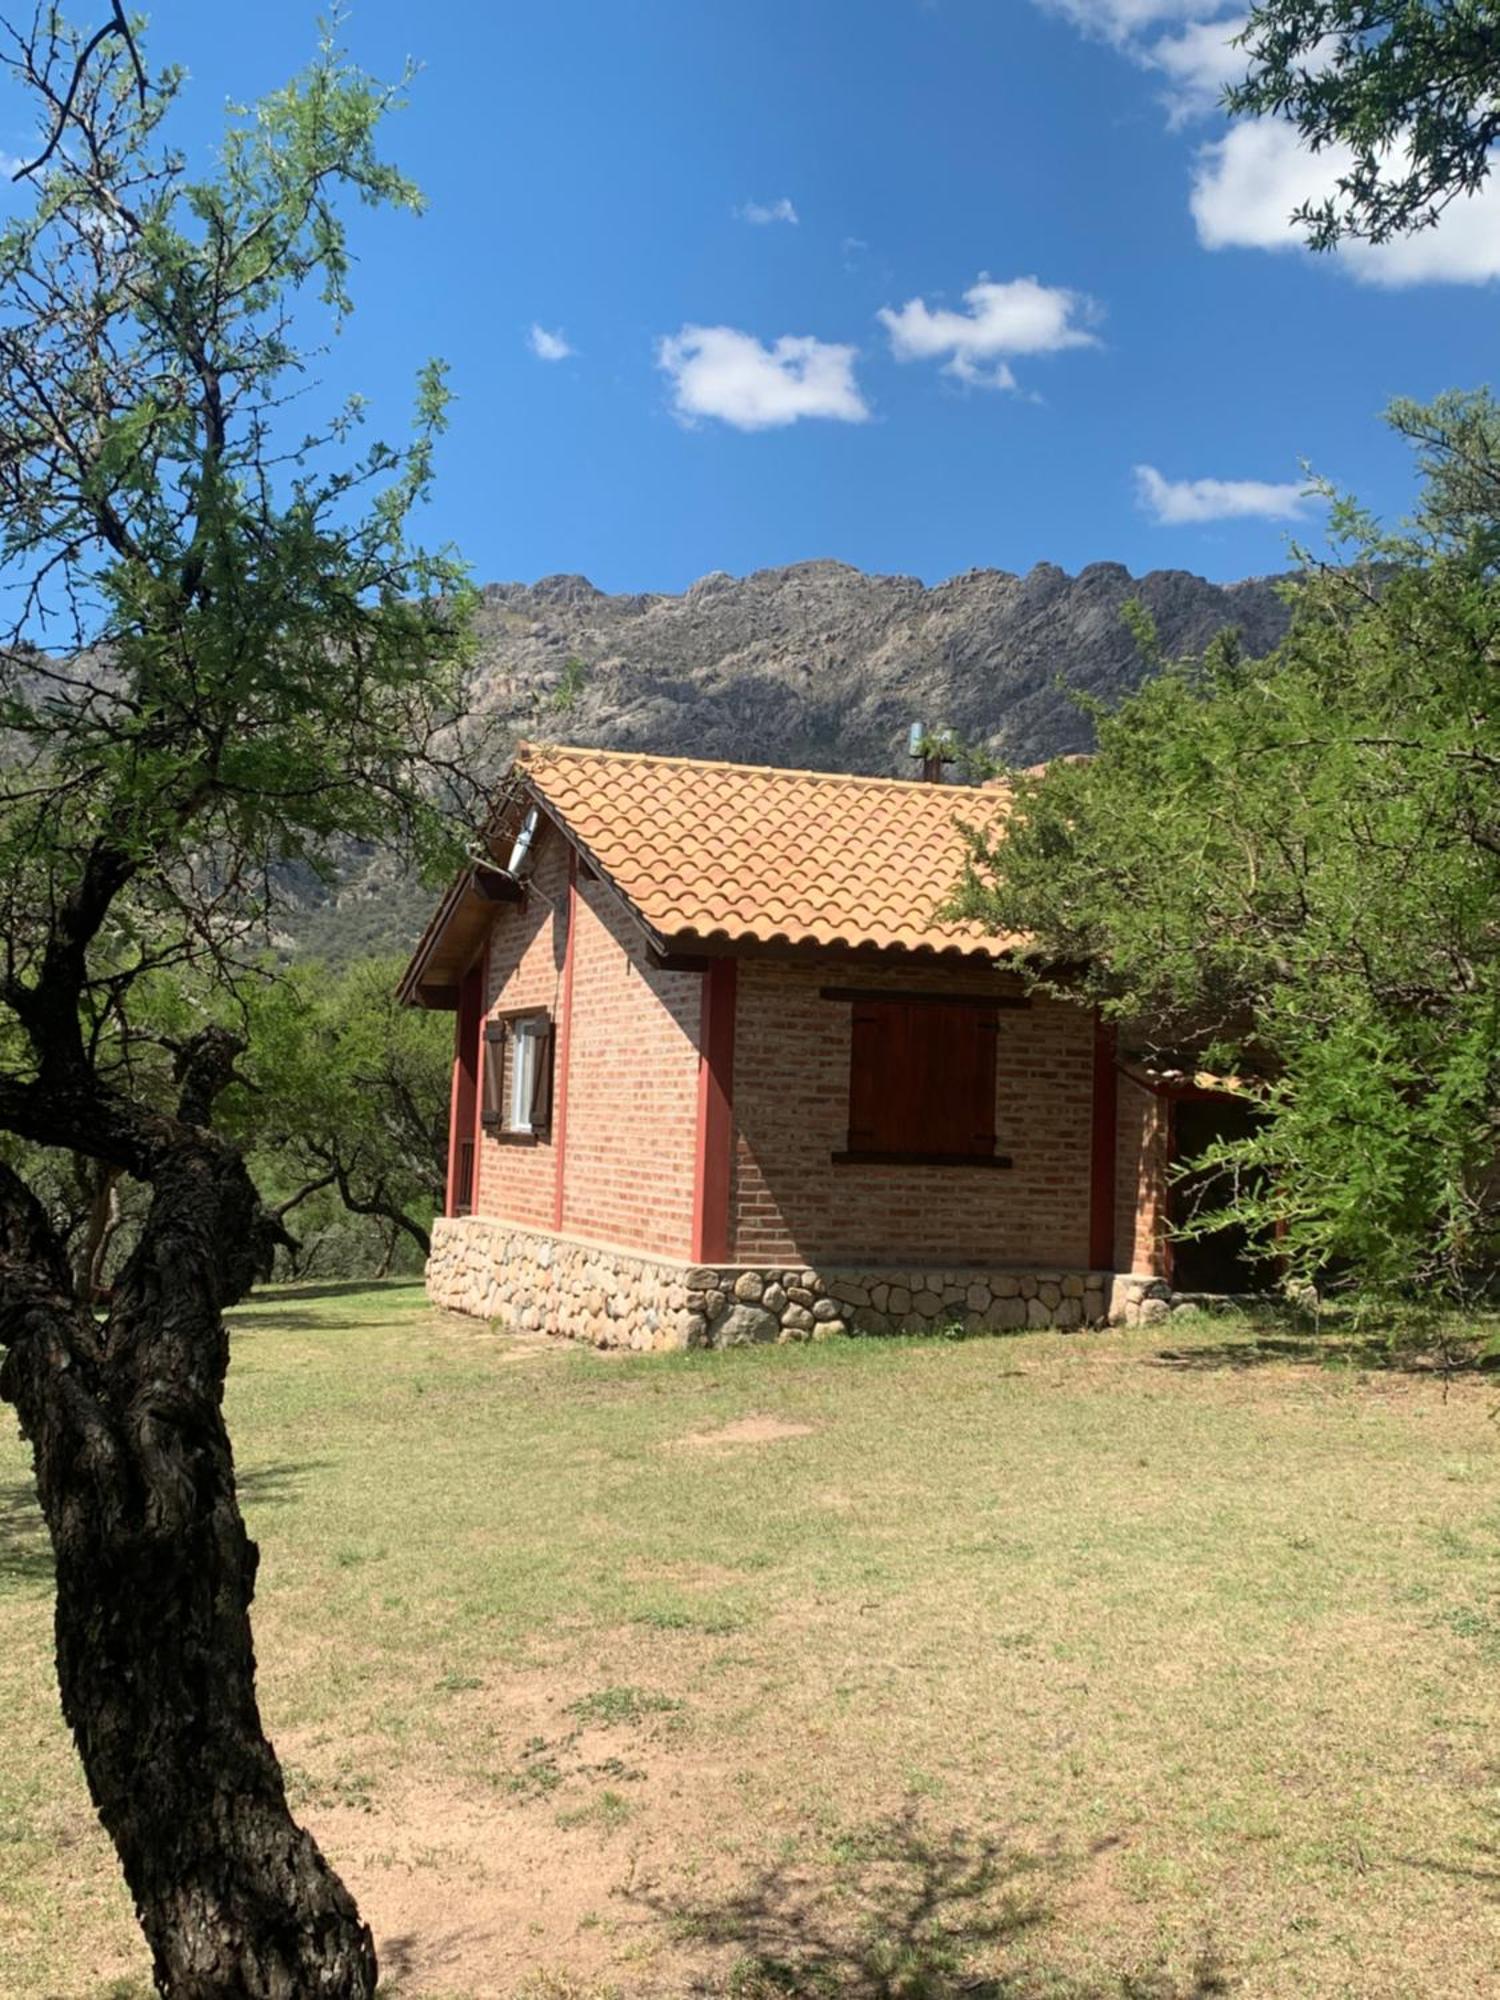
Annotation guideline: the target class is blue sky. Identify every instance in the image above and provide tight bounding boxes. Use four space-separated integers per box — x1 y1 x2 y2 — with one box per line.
4 1 1491 590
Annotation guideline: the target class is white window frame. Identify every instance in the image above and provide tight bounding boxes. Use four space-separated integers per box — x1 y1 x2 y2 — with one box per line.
507 1017 541 1135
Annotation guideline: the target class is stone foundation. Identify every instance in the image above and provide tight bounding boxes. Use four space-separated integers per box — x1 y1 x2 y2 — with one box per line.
1107 1273 1174 1327
426 1217 1122 1350
1105 1274 1272 1325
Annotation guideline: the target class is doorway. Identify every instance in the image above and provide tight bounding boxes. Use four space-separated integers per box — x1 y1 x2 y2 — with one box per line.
1167 1092 1268 1293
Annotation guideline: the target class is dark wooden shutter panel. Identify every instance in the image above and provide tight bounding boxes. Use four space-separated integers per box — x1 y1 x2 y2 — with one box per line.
916 1003 997 1158
971 1010 999 1156
884 1002 922 1153
844 995 999 1160
847 1000 885 1152
529 1020 555 1134
481 1021 507 1128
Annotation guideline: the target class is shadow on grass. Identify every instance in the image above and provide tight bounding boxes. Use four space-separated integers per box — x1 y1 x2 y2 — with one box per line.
0 1475 52 1588
237 1460 331 1508
0 1461 323 1592
1397 1806 1500 1893
1151 1326 1493 1377
228 1309 396 1336
634 1810 1231 1999
256 1278 424 1304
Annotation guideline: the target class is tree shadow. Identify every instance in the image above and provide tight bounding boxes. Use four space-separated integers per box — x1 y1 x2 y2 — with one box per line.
374 1928 507 1997
228 1309 384 1335
1151 1327 1490 1377
0 1475 52 1588
0 1462 323 1590
633 1810 1231 1998
249 1278 424 1304
1396 1807 1500 1897
236 1460 331 1508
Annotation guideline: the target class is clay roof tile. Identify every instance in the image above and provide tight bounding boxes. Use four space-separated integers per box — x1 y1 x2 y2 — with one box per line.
515 742 1024 960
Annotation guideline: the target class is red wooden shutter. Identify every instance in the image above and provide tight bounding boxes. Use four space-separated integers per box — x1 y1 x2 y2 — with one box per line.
847 999 886 1153
917 1002 997 1158
529 1019 555 1134
845 996 998 1160
481 1021 507 1128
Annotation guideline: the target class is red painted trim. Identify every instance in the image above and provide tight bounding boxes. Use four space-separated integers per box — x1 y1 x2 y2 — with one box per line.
1088 1010 1118 1271
692 957 737 1263
1162 1096 1176 1287
552 851 579 1232
444 1012 465 1216
447 962 484 1216
470 942 491 1216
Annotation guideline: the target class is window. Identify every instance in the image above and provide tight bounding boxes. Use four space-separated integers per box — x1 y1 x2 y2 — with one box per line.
481 1013 554 1139
828 990 1011 1167
509 1017 542 1133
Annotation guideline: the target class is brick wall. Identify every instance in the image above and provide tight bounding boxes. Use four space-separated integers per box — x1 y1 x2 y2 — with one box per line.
473 825 703 1257
729 959 1096 1266
557 874 702 1258
1114 1071 1170 1277
473 829 571 1231
468 838 1168 1276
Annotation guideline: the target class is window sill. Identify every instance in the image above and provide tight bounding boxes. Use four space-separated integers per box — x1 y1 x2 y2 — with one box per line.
482 1124 546 1146
831 1150 1013 1169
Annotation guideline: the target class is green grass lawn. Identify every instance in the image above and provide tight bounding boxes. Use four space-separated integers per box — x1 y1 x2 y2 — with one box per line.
3 1285 1500 1999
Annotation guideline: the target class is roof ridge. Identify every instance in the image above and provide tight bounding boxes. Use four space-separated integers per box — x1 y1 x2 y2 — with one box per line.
516 739 1008 798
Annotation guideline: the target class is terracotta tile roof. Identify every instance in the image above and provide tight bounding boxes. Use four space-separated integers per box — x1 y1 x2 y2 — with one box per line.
517 742 1024 959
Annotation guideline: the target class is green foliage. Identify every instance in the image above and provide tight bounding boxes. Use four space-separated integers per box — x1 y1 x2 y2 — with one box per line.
0 7 488 1130
1229 2 1500 248
225 955 451 1270
549 656 590 715
957 391 1500 1305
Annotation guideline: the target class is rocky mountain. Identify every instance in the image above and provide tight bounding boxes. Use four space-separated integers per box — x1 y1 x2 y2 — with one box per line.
471 557 1292 774
295 557 1293 960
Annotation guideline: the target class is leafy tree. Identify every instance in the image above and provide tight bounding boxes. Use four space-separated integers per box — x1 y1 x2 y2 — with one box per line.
0 11 487 1995
230 956 451 1266
1228 2 1500 247
956 393 1500 1306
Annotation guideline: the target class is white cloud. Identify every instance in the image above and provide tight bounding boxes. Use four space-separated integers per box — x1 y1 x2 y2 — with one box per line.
1146 13 1244 124
656 325 868 431
1191 119 1500 285
1135 462 1311 524
528 323 574 362
1038 0 1500 286
1039 0 1227 36
878 274 1100 389
736 196 799 226
1035 1 1248 120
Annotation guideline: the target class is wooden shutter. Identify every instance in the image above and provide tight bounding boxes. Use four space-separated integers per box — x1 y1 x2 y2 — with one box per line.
528 1019 555 1135
480 1021 507 1128
842 995 999 1162
919 1002 997 1158
847 999 887 1154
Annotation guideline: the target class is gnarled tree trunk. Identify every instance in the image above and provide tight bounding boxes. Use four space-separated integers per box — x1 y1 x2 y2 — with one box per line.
0 1038 377 1999
72 1156 122 1303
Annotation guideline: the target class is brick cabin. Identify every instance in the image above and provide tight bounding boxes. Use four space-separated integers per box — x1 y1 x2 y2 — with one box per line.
399 744 1249 1347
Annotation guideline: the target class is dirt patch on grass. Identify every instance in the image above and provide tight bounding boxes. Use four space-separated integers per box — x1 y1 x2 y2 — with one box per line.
308 1779 1067 2000
671 1414 816 1450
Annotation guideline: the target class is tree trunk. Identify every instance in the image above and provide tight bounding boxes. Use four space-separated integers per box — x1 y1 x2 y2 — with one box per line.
72 1157 121 1302
0 1118 378 1998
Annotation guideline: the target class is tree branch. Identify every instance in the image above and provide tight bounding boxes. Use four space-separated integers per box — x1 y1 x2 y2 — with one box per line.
14 3 147 182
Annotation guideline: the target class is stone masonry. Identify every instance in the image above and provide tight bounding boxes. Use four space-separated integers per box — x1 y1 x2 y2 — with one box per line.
426 1216 1117 1350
